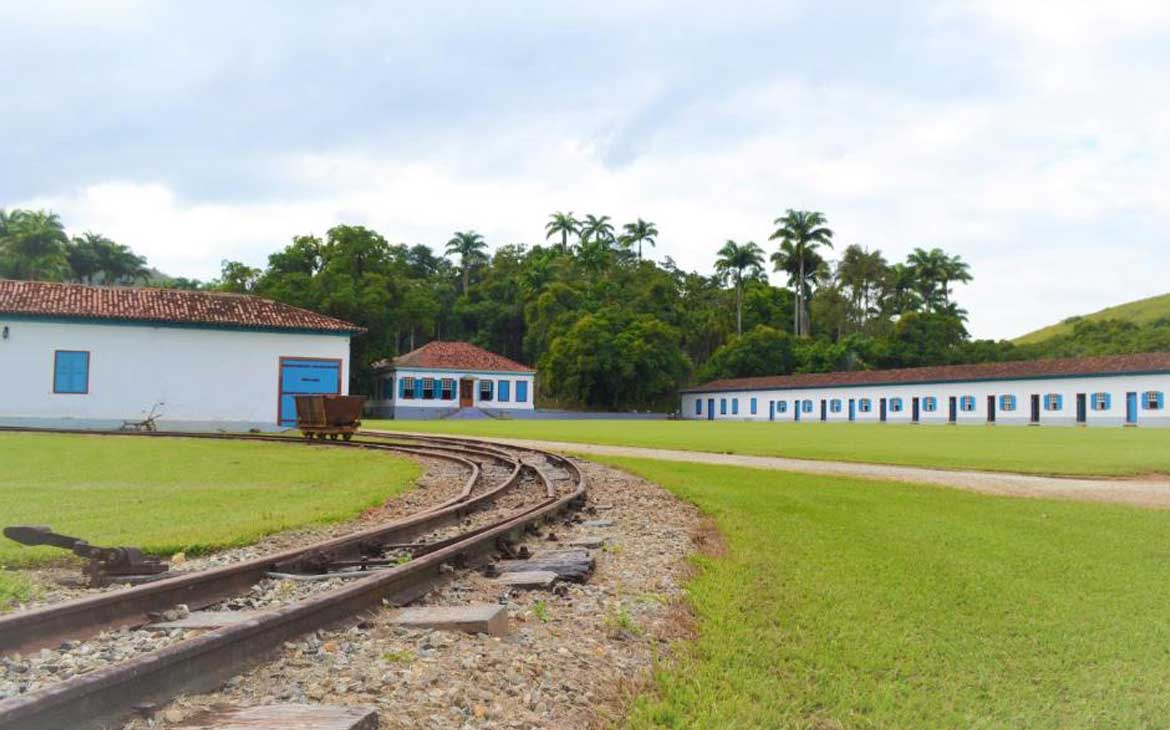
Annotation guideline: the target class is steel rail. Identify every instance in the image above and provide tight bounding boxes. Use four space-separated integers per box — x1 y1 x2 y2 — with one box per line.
0 434 585 730
0 431 526 654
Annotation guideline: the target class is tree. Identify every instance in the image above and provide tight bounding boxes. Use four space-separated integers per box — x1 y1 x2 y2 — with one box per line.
696 325 795 382
769 210 833 336
579 214 615 246
939 252 972 307
216 260 261 293
714 239 765 336
619 218 658 260
0 209 71 281
65 233 104 283
445 230 487 294
545 211 579 252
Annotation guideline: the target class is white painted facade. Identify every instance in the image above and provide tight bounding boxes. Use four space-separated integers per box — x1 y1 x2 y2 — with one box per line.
0 318 352 429
370 367 536 419
681 372 1170 427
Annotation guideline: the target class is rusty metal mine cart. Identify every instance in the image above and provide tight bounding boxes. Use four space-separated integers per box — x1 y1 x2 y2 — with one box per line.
294 394 366 441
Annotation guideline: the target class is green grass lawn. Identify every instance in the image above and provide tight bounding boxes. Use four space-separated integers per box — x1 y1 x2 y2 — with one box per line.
596 457 1170 729
367 419 1170 477
0 433 419 609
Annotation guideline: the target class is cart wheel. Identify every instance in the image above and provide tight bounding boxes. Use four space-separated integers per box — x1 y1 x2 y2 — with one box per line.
342 433 353 442
329 433 339 441
303 433 312 442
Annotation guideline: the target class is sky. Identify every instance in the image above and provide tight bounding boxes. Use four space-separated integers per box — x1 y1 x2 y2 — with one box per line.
3 1 1169 340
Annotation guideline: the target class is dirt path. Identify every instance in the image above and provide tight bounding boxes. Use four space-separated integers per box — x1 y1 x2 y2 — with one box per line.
373 431 1170 510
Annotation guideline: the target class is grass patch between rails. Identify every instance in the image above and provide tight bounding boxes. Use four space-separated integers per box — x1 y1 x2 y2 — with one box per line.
368 419 1170 477
0 433 419 609
588 456 1170 729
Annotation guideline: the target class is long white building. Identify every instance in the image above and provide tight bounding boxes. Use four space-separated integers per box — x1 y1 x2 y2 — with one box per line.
0 279 363 430
680 353 1170 427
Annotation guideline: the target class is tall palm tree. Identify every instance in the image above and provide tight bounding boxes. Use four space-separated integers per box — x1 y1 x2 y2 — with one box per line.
445 230 487 293
907 247 950 312
0 209 71 281
545 212 579 252
939 252 971 307
714 239 765 335
579 214 615 247
769 210 833 336
619 218 658 260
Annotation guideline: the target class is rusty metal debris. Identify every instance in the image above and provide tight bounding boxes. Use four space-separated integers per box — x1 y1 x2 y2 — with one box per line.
2 525 169 586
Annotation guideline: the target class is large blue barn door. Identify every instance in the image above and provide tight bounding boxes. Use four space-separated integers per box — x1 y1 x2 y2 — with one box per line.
279 358 341 426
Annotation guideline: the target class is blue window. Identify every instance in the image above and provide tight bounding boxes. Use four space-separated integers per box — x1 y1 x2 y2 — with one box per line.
960 396 976 412
889 398 903 413
398 376 412 399
720 398 727 415
441 378 455 400
923 397 937 412
1092 392 1111 411
802 399 814 413
1000 395 1016 411
777 400 788 414
750 397 757 415
479 379 493 401
516 380 528 403
858 398 872 413
53 350 90 394
1143 391 1164 410
830 399 842 413
498 380 510 402
1044 393 1062 411
731 398 739 415
695 399 702 415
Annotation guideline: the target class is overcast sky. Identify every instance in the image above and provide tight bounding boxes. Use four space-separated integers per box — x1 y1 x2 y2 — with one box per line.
3 1 1168 339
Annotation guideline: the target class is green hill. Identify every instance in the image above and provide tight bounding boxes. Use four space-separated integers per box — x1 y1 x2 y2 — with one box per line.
1015 292 1170 344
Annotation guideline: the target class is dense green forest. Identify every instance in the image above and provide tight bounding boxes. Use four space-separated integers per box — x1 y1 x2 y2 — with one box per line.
3 208 1167 410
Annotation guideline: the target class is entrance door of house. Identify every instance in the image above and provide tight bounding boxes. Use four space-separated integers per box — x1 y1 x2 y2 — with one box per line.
1126 392 1138 425
707 398 715 421
820 400 827 422
459 379 474 408
278 358 341 427
879 398 887 422
948 396 957 424
911 397 920 423
768 401 775 422
1076 393 1087 424
848 399 856 422
1030 394 1041 424
795 401 801 422
987 395 996 423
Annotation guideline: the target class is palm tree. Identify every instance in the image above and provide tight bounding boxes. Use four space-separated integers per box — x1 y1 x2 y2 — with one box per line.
769 210 833 336
545 212 579 252
579 214 615 246
714 240 765 335
907 247 951 312
619 218 658 260
445 230 487 293
0 209 71 281
939 252 971 307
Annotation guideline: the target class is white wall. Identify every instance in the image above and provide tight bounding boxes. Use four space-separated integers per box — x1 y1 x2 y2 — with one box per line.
681 373 1170 427
0 318 351 427
372 367 536 411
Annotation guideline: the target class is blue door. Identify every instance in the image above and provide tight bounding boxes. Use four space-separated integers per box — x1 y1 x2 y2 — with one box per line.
1126 392 1138 425
848 399 856 422
795 401 801 422
707 398 715 421
279 358 341 426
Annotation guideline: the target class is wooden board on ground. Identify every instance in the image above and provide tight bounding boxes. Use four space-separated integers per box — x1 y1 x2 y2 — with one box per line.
147 610 274 631
496 549 595 583
390 604 510 636
173 703 378 729
496 570 558 588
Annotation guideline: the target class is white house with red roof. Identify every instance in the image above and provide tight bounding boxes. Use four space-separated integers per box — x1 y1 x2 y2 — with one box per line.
0 280 363 430
369 341 536 419
680 353 1170 427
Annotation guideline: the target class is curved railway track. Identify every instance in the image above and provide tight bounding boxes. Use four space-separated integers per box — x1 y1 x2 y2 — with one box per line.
0 429 586 730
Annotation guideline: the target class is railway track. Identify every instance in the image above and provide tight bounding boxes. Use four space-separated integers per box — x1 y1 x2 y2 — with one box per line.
0 429 586 730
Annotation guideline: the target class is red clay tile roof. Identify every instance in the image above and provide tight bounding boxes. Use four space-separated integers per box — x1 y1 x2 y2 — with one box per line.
375 341 534 373
0 279 364 334
683 352 1170 393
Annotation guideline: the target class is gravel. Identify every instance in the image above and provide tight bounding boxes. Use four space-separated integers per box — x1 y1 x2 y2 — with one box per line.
120 458 702 729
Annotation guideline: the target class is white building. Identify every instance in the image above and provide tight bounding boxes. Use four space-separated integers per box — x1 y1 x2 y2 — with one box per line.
0 280 363 430
368 341 536 419
680 353 1170 427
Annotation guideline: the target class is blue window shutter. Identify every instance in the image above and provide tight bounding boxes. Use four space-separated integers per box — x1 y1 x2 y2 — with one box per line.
732 398 738 415
398 378 406 398
498 380 510 402
750 397 757 415
695 399 702 415
1104 393 1112 410
1055 394 1063 410
516 381 528 402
